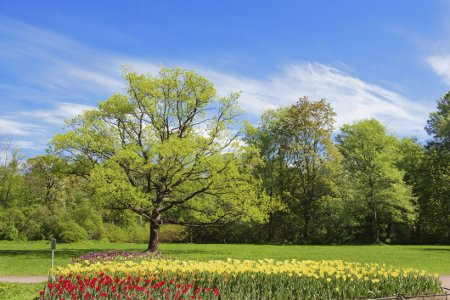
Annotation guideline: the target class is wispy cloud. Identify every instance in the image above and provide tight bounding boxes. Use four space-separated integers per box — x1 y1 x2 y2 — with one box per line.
0 118 36 136
0 17 432 155
202 63 429 136
426 54 450 85
19 103 96 125
0 16 128 99
0 103 95 149
14 140 42 151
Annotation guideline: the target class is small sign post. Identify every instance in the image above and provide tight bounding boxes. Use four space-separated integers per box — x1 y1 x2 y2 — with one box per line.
51 238 56 270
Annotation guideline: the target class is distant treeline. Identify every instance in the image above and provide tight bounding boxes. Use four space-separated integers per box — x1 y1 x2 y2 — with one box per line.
0 77 448 246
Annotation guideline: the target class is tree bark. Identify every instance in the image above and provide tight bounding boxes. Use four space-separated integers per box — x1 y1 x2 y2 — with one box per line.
372 209 380 243
369 180 380 244
302 195 312 242
147 209 161 253
303 210 310 242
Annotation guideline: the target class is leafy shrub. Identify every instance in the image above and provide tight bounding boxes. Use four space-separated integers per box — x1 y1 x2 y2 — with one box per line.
188 221 265 244
20 205 51 240
159 224 187 242
0 207 25 240
72 203 105 240
0 222 19 240
58 220 88 242
40 212 61 240
127 225 148 243
103 223 128 242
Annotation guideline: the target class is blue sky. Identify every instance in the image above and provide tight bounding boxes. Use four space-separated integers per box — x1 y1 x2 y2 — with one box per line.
1 0 450 157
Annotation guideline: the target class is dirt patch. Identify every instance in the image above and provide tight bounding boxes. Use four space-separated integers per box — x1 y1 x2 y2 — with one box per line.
440 275 450 294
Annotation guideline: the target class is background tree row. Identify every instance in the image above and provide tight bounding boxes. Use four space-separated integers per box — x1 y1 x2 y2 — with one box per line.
0 68 448 246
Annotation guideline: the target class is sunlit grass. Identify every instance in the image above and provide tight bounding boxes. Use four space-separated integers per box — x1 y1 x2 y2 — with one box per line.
0 282 41 300
0 241 449 275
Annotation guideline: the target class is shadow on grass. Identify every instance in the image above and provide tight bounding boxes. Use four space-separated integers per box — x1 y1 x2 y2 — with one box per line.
419 248 450 252
161 249 216 256
0 249 115 260
0 250 80 258
0 248 212 260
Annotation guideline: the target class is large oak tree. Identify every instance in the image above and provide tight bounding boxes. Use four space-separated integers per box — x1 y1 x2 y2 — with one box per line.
52 67 270 252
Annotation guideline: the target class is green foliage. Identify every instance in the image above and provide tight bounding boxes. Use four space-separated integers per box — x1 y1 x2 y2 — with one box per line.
127 225 148 243
0 207 25 240
102 223 128 242
52 67 271 252
0 142 29 208
57 220 88 243
25 155 67 209
336 119 416 243
159 224 187 243
420 92 450 243
71 202 105 240
0 221 19 240
102 223 162 243
0 72 449 247
246 97 342 243
426 91 450 144
188 221 267 244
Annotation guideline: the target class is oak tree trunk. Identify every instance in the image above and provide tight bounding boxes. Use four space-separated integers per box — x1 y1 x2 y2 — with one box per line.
147 209 161 253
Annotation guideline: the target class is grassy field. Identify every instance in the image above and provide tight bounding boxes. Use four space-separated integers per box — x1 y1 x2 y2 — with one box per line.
1 241 449 275
0 283 42 300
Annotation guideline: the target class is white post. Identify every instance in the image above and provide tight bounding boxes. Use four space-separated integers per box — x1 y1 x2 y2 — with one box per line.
51 238 56 280
51 249 54 269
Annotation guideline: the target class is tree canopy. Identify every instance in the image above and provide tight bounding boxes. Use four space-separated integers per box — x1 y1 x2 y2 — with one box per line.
336 119 416 243
52 67 271 252
246 97 341 243
1 70 449 246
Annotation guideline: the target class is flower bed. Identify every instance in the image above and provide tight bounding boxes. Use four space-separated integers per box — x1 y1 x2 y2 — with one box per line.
71 250 160 264
40 259 443 299
40 274 219 300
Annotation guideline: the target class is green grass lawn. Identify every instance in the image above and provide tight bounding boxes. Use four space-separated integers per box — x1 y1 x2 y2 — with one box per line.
1 241 449 276
0 283 42 300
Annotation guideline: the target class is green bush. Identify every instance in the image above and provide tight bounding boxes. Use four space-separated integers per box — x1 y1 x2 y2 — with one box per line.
160 224 187 243
0 208 25 240
72 203 105 240
20 205 51 240
127 225 148 243
40 212 61 240
103 223 128 242
58 220 88 242
0 223 19 240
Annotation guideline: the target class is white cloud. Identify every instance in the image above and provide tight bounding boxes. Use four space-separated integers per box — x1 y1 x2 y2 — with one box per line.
426 54 450 85
0 102 95 151
201 63 429 136
0 17 128 98
20 103 96 125
0 118 37 135
14 140 42 150
0 17 432 155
